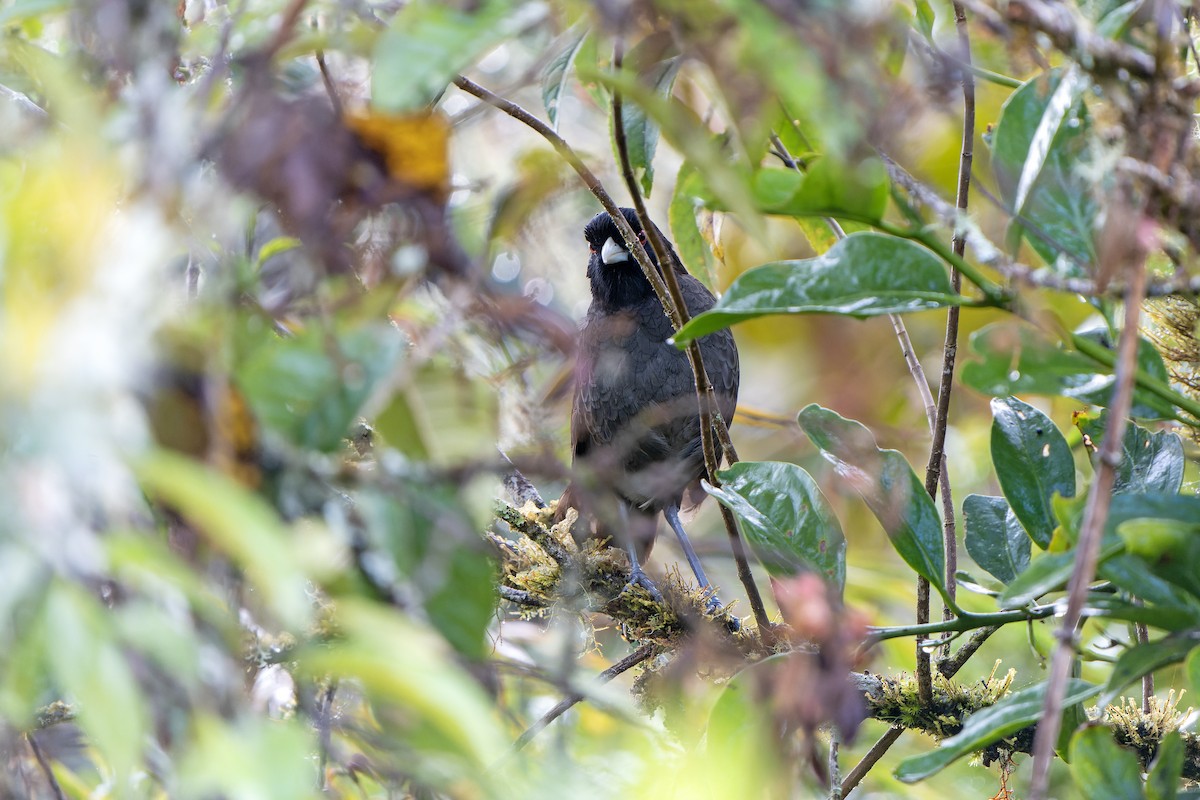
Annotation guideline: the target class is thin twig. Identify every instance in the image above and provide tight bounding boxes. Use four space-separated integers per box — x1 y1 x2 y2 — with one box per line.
610 46 772 637
828 730 842 800
1028 255 1149 800
928 0 976 614
512 645 655 751
937 625 1000 678
1137 620 1152 713
841 727 903 796
26 733 65 800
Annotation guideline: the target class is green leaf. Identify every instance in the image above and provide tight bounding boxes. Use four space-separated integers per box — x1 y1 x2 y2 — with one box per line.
46 582 147 783
704 656 784 793
356 485 494 658
796 405 946 599
541 27 588 129
1074 410 1184 494
1105 494 1200 602
1081 594 1200 630
135 450 311 630
708 461 847 589
752 157 889 222
997 541 1124 608
963 494 1030 584
1188 647 1200 699
991 68 1097 269
614 54 681 197
1069 726 1146 800
372 0 520 112
990 397 1075 549
914 0 937 38
1100 632 1200 707
674 232 960 344
962 321 1175 419
1146 731 1184 800
424 544 497 660
238 320 405 453
669 161 717 286
296 599 504 769
178 716 320 800
896 679 1099 782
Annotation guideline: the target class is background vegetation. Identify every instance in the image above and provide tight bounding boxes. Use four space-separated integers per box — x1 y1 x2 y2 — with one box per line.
2 0 1200 797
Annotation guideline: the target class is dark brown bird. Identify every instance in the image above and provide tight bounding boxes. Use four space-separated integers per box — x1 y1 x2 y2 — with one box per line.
558 208 739 597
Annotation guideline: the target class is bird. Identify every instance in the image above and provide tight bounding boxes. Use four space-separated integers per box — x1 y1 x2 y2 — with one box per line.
556 207 739 600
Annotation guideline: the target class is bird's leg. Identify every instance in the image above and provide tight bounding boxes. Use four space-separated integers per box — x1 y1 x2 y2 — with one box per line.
663 503 710 587
618 504 662 602
663 503 725 616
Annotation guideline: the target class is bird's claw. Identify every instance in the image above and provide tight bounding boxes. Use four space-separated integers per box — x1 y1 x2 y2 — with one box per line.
621 563 663 603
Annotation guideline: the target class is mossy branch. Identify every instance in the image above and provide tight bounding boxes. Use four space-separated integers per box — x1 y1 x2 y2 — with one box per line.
853 672 1200 780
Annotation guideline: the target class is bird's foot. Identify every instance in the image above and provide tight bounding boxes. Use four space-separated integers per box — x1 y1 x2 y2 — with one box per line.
699 591 742 633
620 562 663 603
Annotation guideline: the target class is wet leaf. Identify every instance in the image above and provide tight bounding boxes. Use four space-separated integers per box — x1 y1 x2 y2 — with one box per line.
709 461 846 589
797 405 946 599
963 494 1030 584
990 396 1075 549
674 233 959 344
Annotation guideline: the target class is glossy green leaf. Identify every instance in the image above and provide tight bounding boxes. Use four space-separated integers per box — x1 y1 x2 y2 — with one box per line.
1075 411 1184 494
1146 731 1184 800
1069 726 1145 800
674 233 959 344
1100 632 1200 707
797 405 946 598
46 582 147 783
991 68 1097 269
1104 494 1200 602
963 494 1030 584
373 0 520 112
962 320 1176 419
751 157 888 222
708 461 847 589
1081 594 1200 630
541 27 588 129
895 679 1098 782
997 541 1124 609
239 321 406 453
990 397 1075 549
614 54 681 197
135 450 311 630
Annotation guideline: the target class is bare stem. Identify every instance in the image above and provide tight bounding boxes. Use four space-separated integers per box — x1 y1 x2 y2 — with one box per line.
26 733 65 800
1028 258 1148 800
610 48 771 637
841 727 903 797
512 645 655 751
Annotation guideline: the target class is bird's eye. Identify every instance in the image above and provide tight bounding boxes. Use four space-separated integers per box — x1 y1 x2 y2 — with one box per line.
637 231 646 242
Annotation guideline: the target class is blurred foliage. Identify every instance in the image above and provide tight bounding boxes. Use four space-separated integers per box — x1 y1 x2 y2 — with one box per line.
2 0 1200 798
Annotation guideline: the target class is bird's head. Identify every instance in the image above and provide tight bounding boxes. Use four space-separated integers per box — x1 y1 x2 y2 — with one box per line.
583 208 676 309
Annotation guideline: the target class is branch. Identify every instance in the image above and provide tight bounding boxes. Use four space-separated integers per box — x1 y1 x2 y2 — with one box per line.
1029 246 1150 799
851 672 1200 781
512 645 655 751
610 47 773 638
